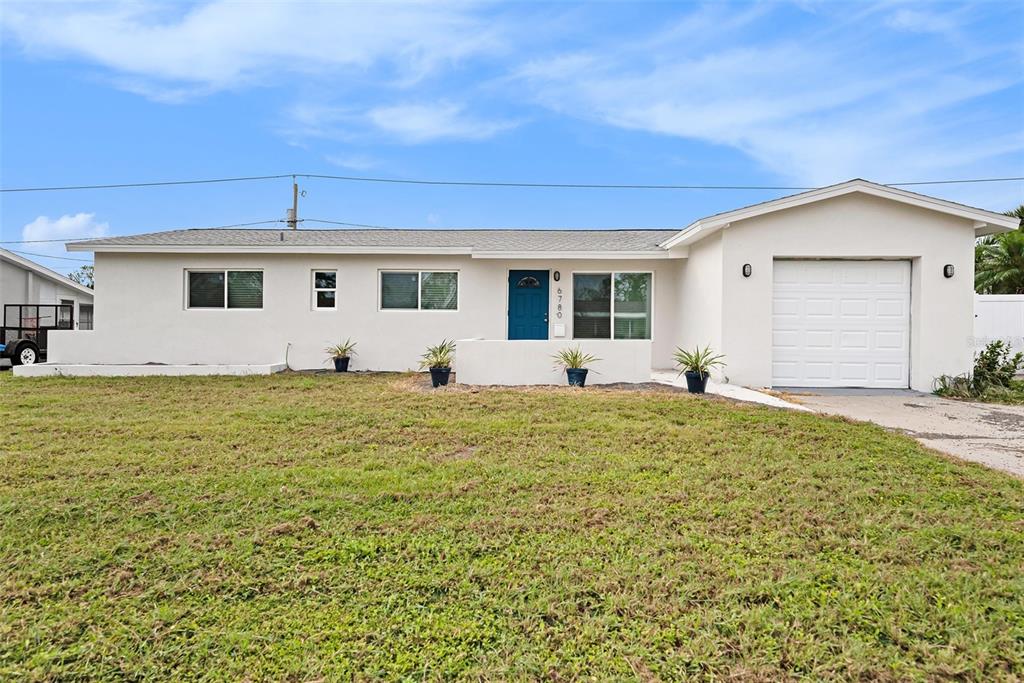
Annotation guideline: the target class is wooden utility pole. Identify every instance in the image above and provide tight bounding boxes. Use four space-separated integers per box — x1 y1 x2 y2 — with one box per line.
288 176 299 229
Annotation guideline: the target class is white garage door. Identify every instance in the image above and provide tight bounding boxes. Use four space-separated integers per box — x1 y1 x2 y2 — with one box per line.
772 260 910 388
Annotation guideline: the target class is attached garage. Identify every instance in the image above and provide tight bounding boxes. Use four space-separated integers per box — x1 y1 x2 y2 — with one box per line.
771 260 910 388
662 179 1020 392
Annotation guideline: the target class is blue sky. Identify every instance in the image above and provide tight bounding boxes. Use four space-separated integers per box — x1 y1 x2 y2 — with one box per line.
1 1 1022 273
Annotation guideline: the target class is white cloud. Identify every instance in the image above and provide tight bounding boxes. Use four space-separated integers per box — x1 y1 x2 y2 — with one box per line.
366 102 518 143
1 1 501 98
324 154 382 172
885 8 959 36
508 5 1024 194
21 213 110 257
282 101 519 145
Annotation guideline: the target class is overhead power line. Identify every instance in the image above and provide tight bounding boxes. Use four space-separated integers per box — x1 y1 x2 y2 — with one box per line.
0 174 293 193
1 173 1022 194
300 173 1024 190
0 219 285 244
6 248 93 262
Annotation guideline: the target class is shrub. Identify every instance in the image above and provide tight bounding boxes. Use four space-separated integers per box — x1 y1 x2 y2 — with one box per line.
934 340 1023 400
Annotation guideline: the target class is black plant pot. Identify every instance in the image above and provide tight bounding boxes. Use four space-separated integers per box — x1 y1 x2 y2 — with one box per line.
429 367 451 388
684 370 710 394
566 368 589 387
333 357 350 373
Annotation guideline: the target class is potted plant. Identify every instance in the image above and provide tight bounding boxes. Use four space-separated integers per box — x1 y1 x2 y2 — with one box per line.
420 339 456 387
673 345 726 394
552 346 600 387
325 338 357 372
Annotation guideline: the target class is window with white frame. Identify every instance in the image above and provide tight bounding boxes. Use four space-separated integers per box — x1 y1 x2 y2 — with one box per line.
187 270 263 309
572 272 651 339
312 270 337 309
380 271 458 310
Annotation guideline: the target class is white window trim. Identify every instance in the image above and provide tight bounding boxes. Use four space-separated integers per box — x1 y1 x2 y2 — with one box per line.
378 269 460 311
570 270 654 341
184 269 264 310
312 269 338 311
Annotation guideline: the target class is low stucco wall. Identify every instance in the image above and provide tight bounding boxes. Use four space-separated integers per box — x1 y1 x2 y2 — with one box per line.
14 362 286 377
455 339 652 385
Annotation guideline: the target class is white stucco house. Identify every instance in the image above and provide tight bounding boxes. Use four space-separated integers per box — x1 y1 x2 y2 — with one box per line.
44 179 1017 390
0 248 94 327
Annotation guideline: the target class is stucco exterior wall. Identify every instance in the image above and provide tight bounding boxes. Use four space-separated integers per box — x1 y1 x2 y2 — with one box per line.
673 234 723 375
456 339 652 385
718 193 977 391
51 253 680 371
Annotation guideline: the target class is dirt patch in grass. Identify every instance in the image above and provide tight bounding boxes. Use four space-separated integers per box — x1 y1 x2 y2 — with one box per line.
1 371 1022 680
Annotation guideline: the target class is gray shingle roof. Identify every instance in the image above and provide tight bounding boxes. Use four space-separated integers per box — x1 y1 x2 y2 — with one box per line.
69 228 679 252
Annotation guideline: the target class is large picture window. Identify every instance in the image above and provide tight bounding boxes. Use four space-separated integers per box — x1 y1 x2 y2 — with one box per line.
187 270 263 309
573 272 651 339
380 271 458 310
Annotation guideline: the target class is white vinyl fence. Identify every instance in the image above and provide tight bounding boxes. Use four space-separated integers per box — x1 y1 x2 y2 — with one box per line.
975 295 1024 350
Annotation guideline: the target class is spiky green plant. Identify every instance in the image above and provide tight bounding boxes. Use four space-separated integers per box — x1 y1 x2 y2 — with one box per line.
324 338 358 359
419 339 456 370
673 345 726 376
551 346 600 370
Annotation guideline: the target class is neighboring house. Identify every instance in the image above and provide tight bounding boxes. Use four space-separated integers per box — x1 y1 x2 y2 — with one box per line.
54 179 1017 390
0 248 94 331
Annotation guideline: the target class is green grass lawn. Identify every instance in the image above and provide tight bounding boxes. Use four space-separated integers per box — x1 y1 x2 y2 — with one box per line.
1 372 1022 680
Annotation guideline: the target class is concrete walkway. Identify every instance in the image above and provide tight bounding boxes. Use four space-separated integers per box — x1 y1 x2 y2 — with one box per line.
651 371 810 411
786 389 1024 477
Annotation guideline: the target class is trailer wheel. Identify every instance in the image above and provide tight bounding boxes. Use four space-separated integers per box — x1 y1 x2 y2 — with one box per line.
12 341 39 366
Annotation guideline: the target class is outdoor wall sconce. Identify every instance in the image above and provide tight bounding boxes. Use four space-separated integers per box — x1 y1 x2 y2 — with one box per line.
742 263 752 278
943 264 955 278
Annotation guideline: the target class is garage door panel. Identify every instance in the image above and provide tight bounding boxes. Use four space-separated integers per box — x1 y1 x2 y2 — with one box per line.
805 362 834 380
876 299 906 317
839 331 869 349
772 329 801 348
772 260 910 388
804 330 834 348
874 330 906 350
839 299 869 317
838 363 870 382
772 297 800 317
805 299 834 317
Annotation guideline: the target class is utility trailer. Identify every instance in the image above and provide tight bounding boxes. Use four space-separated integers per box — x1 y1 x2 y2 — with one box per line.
0 304 74 366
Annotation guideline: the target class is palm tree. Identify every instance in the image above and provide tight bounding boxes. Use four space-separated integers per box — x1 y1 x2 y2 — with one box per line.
975 205 1024 294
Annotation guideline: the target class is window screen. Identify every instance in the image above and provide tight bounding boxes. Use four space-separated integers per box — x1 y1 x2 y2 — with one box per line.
572 273 611 339
420 272 458 310
227 271 263 309
189 272 225 308
613 273 651 340
381 272 419 309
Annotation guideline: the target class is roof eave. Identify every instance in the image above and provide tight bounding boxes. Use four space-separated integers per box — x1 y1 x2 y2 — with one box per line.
0 249 95 297
68 244 679 259
657 179 1020 247
471 250 678 259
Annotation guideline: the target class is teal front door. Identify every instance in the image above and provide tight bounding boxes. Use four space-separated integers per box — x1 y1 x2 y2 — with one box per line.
508 270 549 340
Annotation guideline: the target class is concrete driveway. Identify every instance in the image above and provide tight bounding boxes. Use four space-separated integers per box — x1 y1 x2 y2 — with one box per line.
784 389 1024 478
